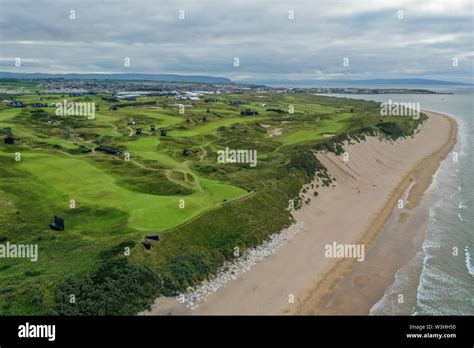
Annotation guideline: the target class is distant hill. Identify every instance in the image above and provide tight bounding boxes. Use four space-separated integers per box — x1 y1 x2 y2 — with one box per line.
0 72 233 84
347 78 472 86
240 78 472 86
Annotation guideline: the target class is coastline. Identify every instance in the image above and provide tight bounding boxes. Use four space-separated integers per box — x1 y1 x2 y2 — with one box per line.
143 110 457 315
291 111 457 315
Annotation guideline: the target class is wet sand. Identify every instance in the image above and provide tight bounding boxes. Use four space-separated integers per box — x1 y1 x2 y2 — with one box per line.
292 111 457 315
143 110 457 315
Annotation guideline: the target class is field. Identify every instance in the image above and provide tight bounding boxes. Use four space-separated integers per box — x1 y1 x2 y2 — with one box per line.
0 84 425 314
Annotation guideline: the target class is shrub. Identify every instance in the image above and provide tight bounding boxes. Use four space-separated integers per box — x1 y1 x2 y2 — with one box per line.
54 259 161 315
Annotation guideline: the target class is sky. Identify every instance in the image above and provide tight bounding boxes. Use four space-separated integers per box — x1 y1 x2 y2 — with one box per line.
0 0 473 83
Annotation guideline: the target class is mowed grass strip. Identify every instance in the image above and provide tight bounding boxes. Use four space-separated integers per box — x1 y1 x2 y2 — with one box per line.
10 150 246 231
278 111 354 146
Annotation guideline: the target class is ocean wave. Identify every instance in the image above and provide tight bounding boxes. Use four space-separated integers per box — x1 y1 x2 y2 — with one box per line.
456 117 469 157
399 103 472 315
464 246 474 277
414 259 471 315
370 251 424 315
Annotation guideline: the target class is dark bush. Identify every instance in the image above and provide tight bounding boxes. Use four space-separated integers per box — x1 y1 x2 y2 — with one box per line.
375 122 404 139
54 259 161 315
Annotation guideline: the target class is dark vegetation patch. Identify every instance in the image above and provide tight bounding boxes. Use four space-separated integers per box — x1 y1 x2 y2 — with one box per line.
375 122 405 139
54 259 161 315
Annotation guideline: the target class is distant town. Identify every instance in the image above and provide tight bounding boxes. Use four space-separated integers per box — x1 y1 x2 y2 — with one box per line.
0 78 443 104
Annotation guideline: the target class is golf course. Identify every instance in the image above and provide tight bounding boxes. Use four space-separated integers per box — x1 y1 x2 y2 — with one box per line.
0 84 425 314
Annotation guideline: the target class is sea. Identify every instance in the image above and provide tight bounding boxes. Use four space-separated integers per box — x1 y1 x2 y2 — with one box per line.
315 87 473 315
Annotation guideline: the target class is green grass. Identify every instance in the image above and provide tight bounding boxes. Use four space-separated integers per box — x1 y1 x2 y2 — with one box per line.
278 112 353 146
169 116 267 137
7 150 246 231
0 87 425 314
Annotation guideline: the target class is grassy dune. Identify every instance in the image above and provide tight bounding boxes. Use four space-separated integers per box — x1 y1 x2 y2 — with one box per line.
0 88 424 314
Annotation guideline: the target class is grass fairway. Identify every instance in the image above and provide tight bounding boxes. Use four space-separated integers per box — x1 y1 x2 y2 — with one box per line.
5 150 246 231
278 112 354 146
173 116 266 137
0 88 425 314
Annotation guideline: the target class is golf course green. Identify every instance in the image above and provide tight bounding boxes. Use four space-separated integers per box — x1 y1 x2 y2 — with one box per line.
0 87 425 314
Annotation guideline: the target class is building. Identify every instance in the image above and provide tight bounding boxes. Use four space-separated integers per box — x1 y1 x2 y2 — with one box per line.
50 216 64 231
9 101 25 107
117 93 140 100
145 234 160 241
4 135 14 144
95 145 122 155
241 109 258 116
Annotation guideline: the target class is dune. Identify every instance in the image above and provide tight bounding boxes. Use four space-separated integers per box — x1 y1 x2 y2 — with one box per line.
143 110 457 315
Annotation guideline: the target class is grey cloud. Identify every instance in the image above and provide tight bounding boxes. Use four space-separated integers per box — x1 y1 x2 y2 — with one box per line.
0 0 472 82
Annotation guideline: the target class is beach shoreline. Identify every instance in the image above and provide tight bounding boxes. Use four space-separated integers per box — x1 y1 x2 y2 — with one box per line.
142 110 457 315
291 111 457 315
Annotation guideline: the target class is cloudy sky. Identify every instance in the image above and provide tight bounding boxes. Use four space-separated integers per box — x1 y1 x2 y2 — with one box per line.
0 0 472 82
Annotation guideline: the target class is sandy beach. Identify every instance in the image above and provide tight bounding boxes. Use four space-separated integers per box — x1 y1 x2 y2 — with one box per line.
143 110 457 315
